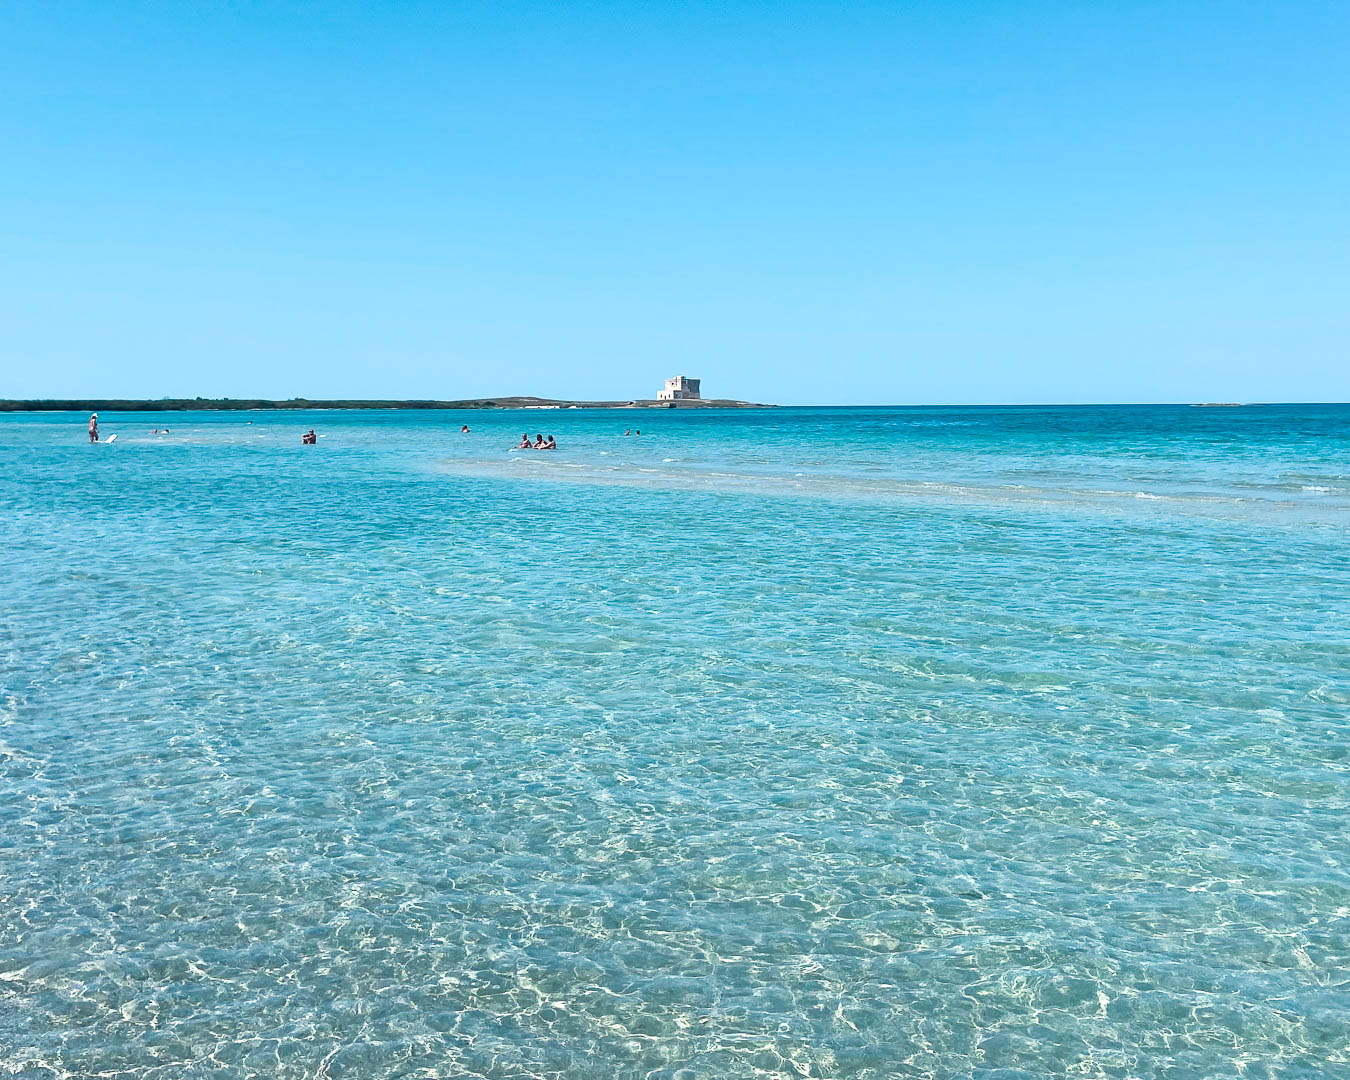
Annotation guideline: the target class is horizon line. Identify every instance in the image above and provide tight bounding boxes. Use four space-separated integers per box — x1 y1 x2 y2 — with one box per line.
3 397 1350 411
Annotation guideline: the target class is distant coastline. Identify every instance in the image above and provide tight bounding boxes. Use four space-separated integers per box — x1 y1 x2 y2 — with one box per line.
0 396 773 413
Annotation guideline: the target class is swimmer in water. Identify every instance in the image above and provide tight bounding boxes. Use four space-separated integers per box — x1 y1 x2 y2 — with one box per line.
532 433 546 449
517 433 532 449
461 424 470 433
623 428 631 436
88 413 98 443
544 435 556 450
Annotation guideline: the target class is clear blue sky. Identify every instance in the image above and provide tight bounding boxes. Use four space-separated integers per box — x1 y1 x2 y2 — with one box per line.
2 1 1346 404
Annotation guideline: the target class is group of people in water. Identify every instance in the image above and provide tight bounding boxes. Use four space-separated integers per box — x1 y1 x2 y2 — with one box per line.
88 413 172 441
295 425 561 448
81 416 647 452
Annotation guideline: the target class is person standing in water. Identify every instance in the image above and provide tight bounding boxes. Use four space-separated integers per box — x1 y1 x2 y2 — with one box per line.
88 413 98 443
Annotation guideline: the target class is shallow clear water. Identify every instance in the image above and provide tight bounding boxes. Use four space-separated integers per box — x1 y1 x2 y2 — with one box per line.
2 405 1348 1079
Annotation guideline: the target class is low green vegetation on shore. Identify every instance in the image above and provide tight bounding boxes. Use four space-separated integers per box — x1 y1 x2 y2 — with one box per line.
0 396 768 412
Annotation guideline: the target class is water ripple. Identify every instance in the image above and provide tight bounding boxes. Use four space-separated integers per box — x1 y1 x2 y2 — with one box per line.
2 407 1348 1078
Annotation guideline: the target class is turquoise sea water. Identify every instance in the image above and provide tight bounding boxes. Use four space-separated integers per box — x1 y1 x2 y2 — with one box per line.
2 405 1348 1079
